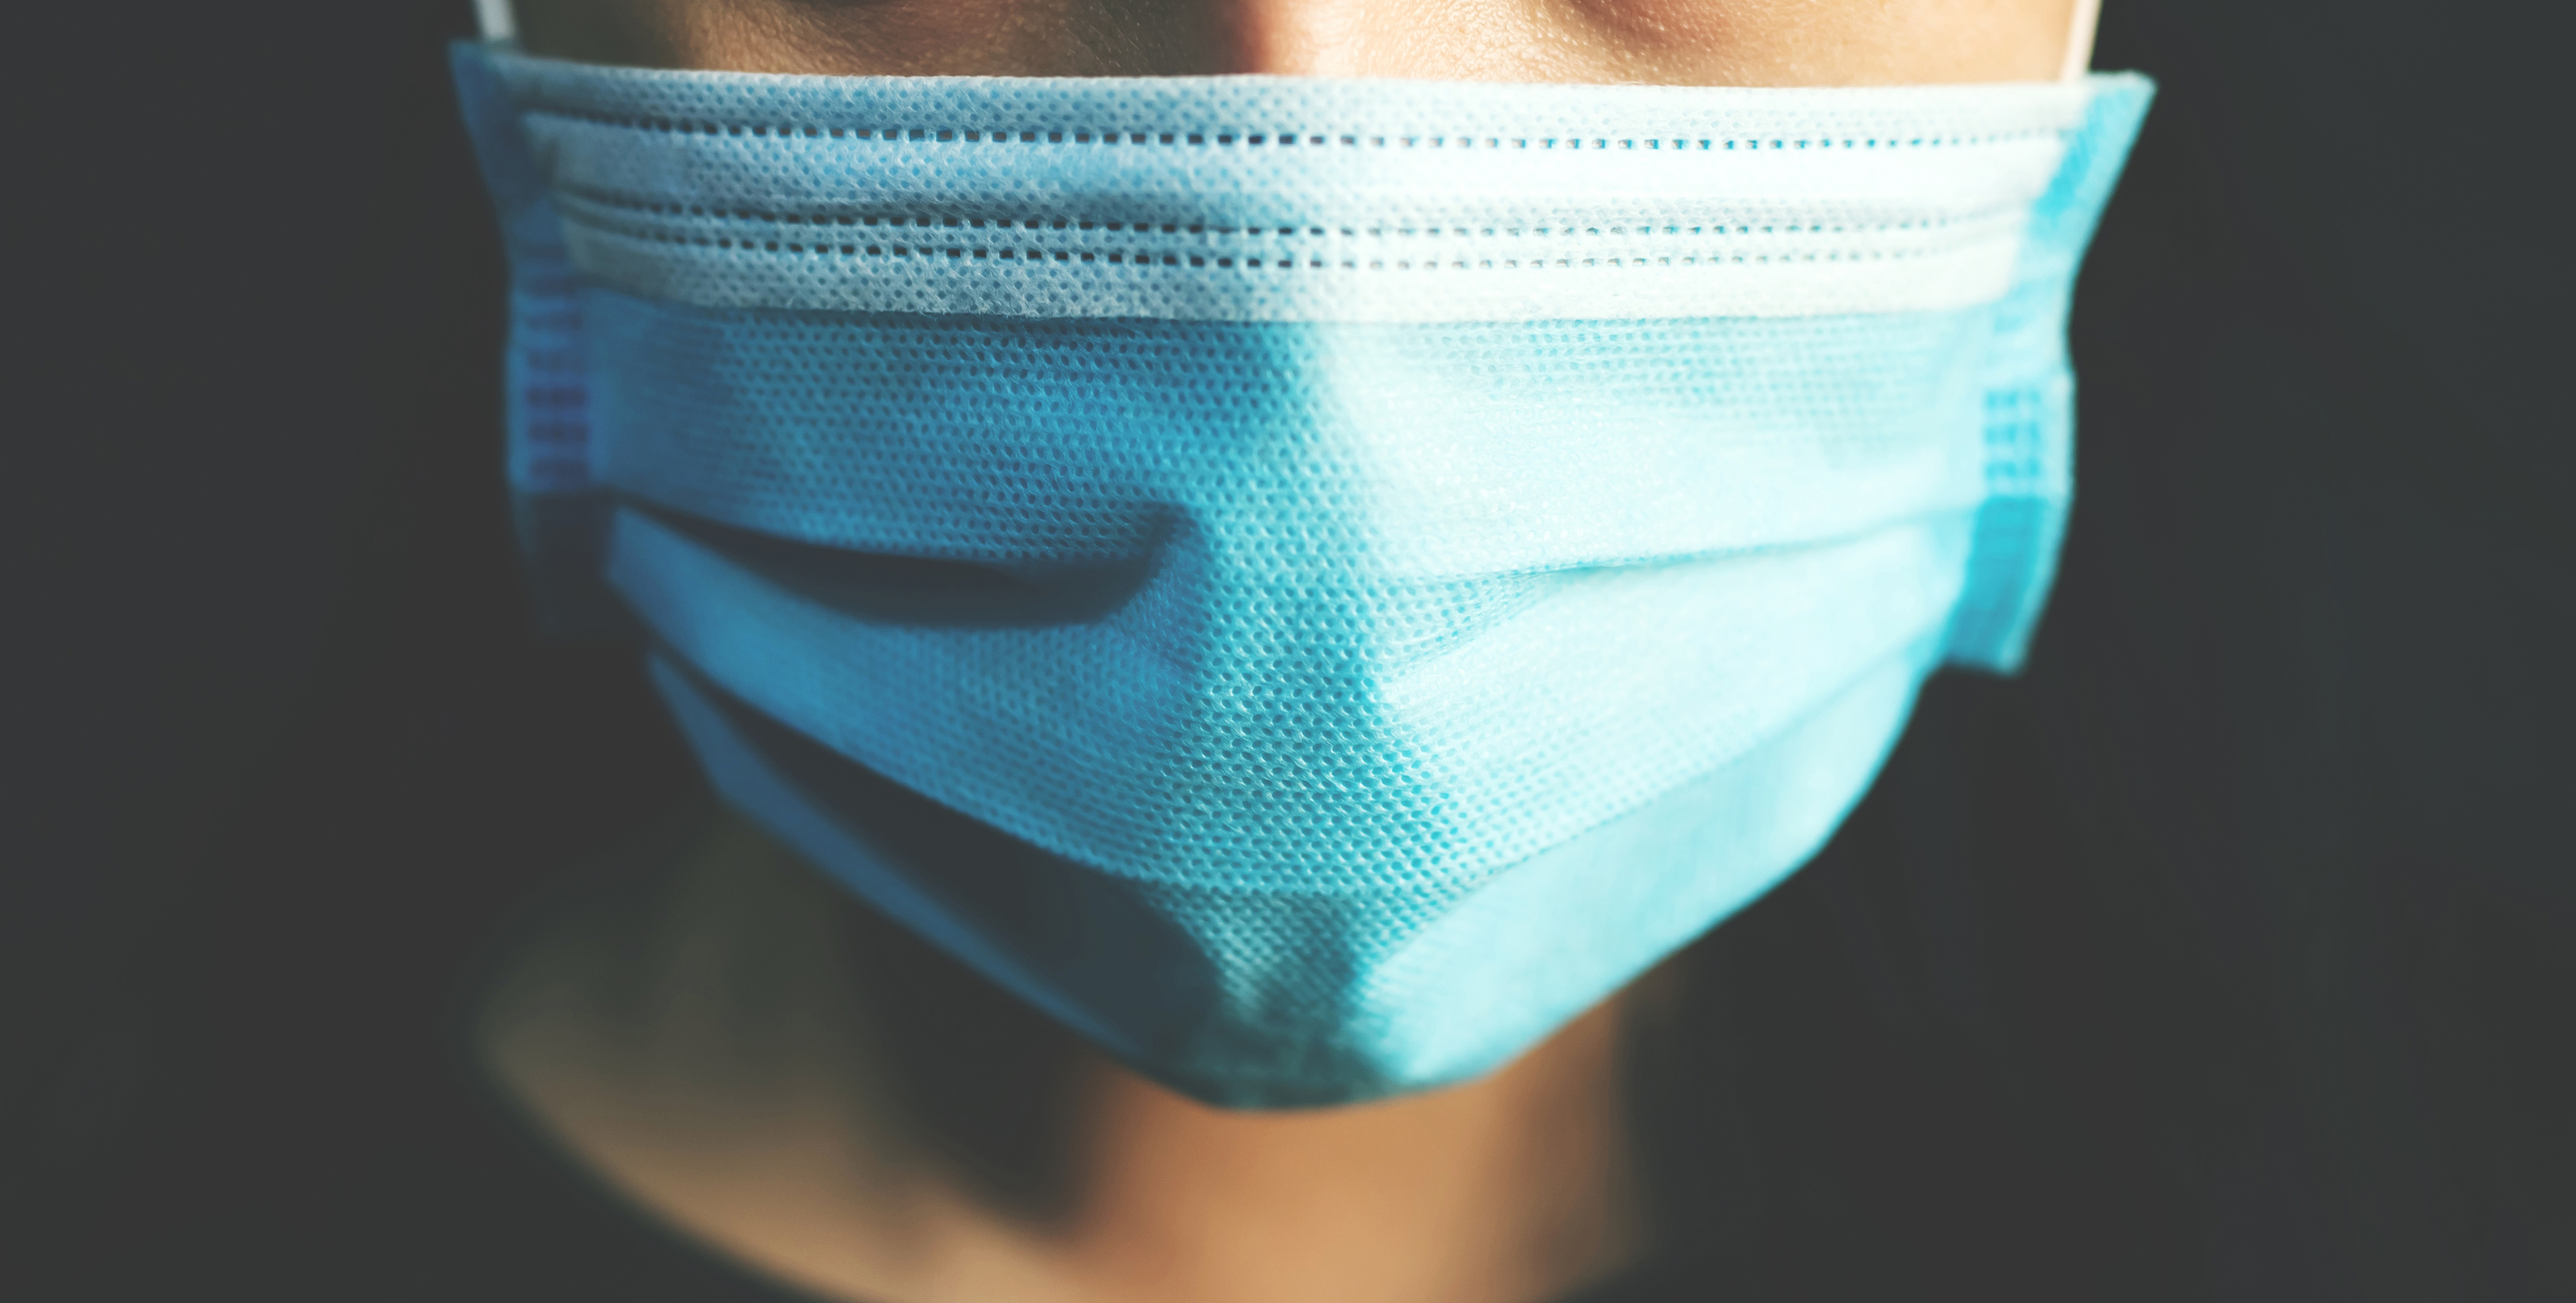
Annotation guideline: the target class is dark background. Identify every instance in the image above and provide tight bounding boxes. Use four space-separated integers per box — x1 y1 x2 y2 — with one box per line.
7 1 2570 1298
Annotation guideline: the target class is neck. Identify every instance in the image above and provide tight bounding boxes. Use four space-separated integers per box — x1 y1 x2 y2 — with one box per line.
476 804 1649 1303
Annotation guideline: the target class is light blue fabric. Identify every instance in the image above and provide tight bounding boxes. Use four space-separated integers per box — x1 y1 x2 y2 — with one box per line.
454 41 2149 1106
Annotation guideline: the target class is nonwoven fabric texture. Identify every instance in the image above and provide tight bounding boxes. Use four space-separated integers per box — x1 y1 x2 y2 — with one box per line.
453 41 2150 1106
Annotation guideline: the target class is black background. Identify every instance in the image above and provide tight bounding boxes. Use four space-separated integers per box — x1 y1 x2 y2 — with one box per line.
7 1 2571 1298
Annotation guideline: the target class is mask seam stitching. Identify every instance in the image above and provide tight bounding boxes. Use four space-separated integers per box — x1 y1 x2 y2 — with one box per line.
551 182 2025 240
514 104 2062 153
561 216 2010 272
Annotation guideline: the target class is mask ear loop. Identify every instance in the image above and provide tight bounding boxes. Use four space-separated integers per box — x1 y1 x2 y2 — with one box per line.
2061 0 2103 81
476 0 516 41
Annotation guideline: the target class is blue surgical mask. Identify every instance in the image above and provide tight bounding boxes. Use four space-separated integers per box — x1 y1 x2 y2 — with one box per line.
453 40 2148 1107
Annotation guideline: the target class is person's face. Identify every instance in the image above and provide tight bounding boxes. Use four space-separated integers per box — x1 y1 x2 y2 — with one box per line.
515 0 2087 85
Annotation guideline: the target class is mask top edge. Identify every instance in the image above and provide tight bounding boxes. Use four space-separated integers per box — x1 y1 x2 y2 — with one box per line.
475 39 2144 109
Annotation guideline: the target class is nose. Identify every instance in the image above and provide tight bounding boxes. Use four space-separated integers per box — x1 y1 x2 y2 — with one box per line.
1214 0 1596 79
1216 0 1366 76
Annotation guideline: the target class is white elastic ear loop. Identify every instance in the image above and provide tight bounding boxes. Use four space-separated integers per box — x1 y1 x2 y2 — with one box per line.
2061 0 2103 81
476 0 516 40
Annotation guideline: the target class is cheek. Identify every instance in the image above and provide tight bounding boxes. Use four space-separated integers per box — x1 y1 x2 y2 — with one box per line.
1551 0 2078 86
727 0 1095 76
519 0 1134 75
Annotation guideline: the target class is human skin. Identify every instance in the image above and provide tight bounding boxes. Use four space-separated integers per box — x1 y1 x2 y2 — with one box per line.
512 0 2093 84
480 5 2097 1302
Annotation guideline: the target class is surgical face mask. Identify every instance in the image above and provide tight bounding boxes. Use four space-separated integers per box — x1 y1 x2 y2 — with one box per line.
453 38 2148 1107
